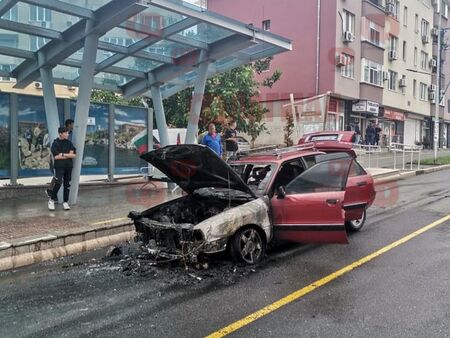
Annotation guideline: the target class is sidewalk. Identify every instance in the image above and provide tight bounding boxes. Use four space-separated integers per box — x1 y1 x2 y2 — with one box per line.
1 165 450 271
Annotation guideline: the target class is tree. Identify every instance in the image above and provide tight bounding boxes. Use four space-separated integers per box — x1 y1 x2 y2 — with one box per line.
90 89 145 107
283 109 294 147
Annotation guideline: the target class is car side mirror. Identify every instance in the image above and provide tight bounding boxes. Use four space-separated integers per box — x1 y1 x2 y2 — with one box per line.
277 186 286 199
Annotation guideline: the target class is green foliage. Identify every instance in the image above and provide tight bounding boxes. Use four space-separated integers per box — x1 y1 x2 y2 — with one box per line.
90 89 145 107
283 109 294 147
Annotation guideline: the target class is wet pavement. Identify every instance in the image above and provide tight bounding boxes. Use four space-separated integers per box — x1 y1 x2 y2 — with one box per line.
0 180 181 242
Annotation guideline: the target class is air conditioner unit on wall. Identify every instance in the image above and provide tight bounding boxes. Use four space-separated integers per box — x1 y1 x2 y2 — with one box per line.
399 78 407 87
422 35 430 44
388 50 398 60
34 82 42 89
383 71 389 81
431 27 439 37
429 84 437 92
429 92 436 101
336 54 348 66
342 31 354 43
385 2 395 15
429 58 437 68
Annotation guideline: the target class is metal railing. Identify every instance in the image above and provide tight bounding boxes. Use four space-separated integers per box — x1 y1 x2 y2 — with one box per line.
389 142 422 170
352 144 382 168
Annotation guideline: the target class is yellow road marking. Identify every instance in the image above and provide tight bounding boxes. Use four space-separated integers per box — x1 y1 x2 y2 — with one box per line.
90 217 127 226
206 214 450 338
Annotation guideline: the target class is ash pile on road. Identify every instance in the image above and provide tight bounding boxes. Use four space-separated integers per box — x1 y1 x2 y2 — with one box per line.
104 242 260 286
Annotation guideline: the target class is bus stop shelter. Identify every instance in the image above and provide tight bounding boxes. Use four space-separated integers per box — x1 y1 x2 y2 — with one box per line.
0 0 292 203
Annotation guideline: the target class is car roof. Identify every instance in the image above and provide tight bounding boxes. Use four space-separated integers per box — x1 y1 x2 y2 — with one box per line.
232 148 323 164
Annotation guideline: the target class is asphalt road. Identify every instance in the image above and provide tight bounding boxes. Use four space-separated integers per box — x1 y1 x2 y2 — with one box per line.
1 170 450 338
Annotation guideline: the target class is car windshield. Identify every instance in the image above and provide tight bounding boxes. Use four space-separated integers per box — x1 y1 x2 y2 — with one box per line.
230 163 276 195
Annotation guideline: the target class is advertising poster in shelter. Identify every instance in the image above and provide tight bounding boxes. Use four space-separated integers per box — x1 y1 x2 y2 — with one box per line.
18 95 64 175
283 92 330 139
71 101 109 174
0 94 10 177
114 105 148 174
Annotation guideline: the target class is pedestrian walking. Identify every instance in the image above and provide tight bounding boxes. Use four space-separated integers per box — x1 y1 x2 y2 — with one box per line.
24 128 33 151
223 119 238 160
47 127 76 211
33 123 42 151
375 123 382 146
201 122 222 156
365 122 376 145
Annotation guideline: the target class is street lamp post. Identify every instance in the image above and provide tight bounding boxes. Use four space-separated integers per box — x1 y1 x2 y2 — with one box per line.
433 8 442 164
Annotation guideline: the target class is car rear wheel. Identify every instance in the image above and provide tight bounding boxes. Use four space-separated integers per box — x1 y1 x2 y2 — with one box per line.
345 210 366 232
230 227 266 265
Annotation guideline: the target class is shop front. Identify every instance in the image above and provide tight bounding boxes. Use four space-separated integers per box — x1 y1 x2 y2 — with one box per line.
380 108 405 146
351 100 380 142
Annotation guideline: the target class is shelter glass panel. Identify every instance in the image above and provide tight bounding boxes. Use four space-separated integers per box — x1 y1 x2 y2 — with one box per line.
53 65 80 81
114 105 148 174
177 23 234 43
115 57 162 73
57 0 110 11
94 73 131 87
67 49 112 64
0 93 10 177
18 95 64 177
145 40 194 57
70 101 109 174
128 7 187 31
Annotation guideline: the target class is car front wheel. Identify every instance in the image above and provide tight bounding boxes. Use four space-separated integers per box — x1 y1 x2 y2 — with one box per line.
230 227 266 265
345 210 366 232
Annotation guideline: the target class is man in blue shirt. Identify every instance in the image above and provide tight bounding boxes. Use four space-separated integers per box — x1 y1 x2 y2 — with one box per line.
201 122 222 156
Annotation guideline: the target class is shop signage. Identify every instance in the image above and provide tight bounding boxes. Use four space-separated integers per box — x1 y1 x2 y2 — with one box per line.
383 109 405 121
352 100 379 116
87 117 96 126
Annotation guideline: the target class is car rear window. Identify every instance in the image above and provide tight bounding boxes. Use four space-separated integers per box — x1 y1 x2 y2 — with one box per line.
309 135 339 141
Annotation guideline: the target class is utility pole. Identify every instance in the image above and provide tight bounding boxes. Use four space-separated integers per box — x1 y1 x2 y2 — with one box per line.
434 5 442 163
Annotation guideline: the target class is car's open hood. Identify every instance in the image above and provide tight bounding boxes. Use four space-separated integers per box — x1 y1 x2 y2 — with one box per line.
140 144 256 197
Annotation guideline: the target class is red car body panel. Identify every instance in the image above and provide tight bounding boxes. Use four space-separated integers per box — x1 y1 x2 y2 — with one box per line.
271 191 348 244
298 131 356 144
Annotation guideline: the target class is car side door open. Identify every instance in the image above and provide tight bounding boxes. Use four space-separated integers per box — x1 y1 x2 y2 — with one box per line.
271 156 352 244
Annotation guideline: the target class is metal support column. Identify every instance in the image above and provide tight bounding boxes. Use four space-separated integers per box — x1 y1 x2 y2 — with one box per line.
185 56 209 144
40 67 63 202
69 21 99 204
64 98 71 123
108 103 115 182
9 93 18 185
147 107 154 151
40 67 60 144
150 85 169 146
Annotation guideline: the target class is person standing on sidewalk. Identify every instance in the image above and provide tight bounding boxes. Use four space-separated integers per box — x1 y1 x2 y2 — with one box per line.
201 122 222 156
223 119 238 160
48 127 76 211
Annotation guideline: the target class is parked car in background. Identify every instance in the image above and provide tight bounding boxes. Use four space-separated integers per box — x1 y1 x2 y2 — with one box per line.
298 131 356 144
236 136 251 153
129 144 375 265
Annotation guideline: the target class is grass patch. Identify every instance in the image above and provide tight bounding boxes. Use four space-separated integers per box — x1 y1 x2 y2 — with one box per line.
421 156 450 165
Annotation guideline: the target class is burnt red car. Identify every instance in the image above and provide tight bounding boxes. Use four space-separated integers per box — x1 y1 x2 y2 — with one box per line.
130 144 375 265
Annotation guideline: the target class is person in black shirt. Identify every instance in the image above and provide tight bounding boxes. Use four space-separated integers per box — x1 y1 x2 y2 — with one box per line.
48 127 76 211
223 119 238 160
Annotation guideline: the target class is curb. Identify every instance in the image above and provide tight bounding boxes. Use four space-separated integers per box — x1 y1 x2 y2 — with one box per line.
373 164 450 185
0 221 135 272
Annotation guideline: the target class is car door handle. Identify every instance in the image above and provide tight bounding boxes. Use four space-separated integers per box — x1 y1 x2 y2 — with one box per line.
357 181 367 187
326 199 338 205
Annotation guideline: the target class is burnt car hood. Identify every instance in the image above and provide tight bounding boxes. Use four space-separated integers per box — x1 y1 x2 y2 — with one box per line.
140 144 256 197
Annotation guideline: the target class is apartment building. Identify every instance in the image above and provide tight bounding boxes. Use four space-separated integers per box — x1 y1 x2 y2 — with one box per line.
209 0 449 147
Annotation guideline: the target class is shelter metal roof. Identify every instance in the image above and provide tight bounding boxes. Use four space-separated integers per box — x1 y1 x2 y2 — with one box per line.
0 0 292 99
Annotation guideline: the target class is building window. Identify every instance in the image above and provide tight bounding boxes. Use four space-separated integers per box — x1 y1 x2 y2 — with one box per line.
413 79 417 98
414 47 418 66
420 51 428 70
0 34 18 48
29 5 52 22
30 36 48 51
419 82 427 101
343 10 355 34
369 21 381 46
387 0 400 19
262 19 271 31
362 58 382 86
442 1 449 18
388 70 398 91
415 14 419 33
2 5 18 21
341 54 354 79
421 19 429 37
403 6 408 26
403 41 407 61
0 64 13 81
389 35 398 53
